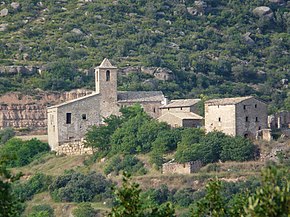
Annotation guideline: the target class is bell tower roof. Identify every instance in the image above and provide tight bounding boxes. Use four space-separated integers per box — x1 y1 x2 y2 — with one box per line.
97 58 117 69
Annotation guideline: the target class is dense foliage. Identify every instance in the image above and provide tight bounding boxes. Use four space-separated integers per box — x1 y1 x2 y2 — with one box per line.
27 204 54 217
0 0 289 110
0 138 50 167
49 171 112 202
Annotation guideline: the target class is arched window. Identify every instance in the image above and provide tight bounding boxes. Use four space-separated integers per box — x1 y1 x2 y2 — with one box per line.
106 70 110 81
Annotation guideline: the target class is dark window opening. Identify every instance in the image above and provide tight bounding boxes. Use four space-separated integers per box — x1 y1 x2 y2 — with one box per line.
246 116 249 122
168 108 170 111
244 105 246 109
258 126 261 130
218 117 221 122
255 117 258 122
181 107 183 110
153 108 156 113
255 104 257 108
66 113 71 124
96 71 98 82
106 70 110 81
244 133 248 138
82 114 87 120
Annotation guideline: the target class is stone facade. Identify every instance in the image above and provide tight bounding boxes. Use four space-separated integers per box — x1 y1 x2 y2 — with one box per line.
268 111 290 129
55 140 93 156
162 161 202 174
47 59 165 153
205 96 268 138
158 99 203 128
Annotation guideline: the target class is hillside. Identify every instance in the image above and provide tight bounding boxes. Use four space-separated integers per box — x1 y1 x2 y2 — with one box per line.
0 0 289 111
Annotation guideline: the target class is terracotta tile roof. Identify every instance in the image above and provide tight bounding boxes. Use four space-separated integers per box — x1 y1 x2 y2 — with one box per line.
117 91 164 102
205 96 254 106
161 99 201 108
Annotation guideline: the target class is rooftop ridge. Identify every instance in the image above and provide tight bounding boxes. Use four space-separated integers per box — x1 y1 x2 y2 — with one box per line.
97 58 117 69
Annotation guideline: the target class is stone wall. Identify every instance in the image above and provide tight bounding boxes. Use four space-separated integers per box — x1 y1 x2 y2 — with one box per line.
119 101 162 119
205 104 236 136
236 98 268 138
55 140 93 156
162 161 202 174
268 111 290 129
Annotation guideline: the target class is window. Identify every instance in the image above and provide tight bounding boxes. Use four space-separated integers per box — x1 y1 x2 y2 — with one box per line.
82 114 87 120
66 113 71 124
168 108 170 111
218 117 221 122
180 107 183 110
106 70 110 81
244 105 246 110
246 116 249 122
153 108 156 113
255 104 257 108
96 71 98 81
255 117 258 122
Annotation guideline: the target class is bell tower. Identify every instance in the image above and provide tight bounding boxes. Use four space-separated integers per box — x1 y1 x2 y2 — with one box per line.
95 58 117 103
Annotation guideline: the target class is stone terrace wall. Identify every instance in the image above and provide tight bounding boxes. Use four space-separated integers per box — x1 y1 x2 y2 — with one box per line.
55 141 93 156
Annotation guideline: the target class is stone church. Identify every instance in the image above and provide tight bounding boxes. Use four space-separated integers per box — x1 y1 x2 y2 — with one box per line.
47 59 165 152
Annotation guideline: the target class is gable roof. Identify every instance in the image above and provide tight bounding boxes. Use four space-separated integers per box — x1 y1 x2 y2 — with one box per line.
161 99 201 108
97 58 117 69
159 112 203 120
205 96 256 106
47 93 99 109
117 91 164 103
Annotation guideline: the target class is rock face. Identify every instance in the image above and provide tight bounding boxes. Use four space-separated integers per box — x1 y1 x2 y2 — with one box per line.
0 89 92 134
253 6 273 19
0 8 8 17
0 66 38 75
11 2 20 10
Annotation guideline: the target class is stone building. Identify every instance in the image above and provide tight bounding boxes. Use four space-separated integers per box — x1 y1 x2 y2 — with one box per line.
162 160 202 174
47 59 165 152
205 96 268 138
158 99 203 128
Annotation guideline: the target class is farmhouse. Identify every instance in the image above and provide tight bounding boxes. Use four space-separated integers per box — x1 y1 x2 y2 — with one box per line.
204 96 268 138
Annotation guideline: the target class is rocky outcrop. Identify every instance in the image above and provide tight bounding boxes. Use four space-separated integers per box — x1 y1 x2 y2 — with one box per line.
141 66 175 81
0 8 8 17
253 6 273 19
0 89 92 133
0 66 38 75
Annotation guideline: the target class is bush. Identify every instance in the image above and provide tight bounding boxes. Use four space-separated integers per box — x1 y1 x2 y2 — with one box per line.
13 173 52 201
72 203 96 217
0 138 50 167
104 155 146 176
28 204 54 217
0 128 15 145
49 171 113 202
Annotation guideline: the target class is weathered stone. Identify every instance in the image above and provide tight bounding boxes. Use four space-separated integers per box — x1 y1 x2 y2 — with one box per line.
0 23 8 31
242 32 255 45
187 7 197 16
162 160 202 174
0 8 8 17
23 53 30 61
71 28 83 35
253 6 273 19
269 0 285 4
11 2 20 10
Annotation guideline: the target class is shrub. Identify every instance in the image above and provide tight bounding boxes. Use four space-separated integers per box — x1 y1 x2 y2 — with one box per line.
0 138 50 167
49 172 113 202
72 203 96 217
28 204 54 217
13 173 52 201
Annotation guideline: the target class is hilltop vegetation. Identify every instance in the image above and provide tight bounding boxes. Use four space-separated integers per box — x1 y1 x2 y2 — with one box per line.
0 0 289 111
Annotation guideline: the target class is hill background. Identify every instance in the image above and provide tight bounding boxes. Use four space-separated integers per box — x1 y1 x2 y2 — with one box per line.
0 0 289 112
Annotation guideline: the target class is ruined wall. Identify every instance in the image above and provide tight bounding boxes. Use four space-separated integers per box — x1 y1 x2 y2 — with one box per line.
0 89 92 133
162 161 202 174
268 111 290 129
205 104 236 136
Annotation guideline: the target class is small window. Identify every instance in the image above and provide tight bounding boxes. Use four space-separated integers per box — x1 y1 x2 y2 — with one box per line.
255 104 257 108
106 70 110 81
82 114 87 120
66 113 71 124
244 105 246 110
218 117 221 122
246 116 249 122
153 108 156 113
168 108 170 111
180 107 183 110
255 117 258 122
96 71 98 82
258 126 261 130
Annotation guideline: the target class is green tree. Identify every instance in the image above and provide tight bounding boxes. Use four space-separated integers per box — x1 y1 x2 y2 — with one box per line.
72 203 95 217
109 173 175 217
